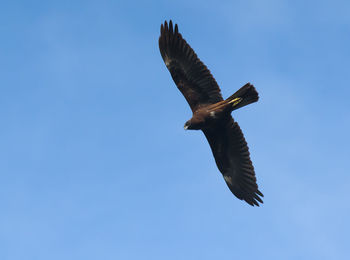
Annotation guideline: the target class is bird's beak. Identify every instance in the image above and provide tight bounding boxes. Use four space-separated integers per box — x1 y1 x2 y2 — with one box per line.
184 125 189 130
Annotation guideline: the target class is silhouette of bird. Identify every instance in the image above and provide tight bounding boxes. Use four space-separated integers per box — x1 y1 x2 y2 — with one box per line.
159 20 263 206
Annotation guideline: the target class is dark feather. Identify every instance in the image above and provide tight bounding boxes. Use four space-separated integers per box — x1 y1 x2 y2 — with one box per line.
203 117 264 206
159 20 223 112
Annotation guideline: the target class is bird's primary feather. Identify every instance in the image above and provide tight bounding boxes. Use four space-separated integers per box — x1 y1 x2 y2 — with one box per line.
159 20 223 112
203 118 263 206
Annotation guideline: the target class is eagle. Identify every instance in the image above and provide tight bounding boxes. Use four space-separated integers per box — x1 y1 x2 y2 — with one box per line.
159 20 263 206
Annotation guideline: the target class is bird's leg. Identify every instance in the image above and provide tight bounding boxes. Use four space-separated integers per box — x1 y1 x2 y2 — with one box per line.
208 100 227 110
209 97 242 112
228 97 243 107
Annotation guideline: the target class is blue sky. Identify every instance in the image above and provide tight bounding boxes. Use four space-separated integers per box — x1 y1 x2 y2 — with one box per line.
1 0 350 259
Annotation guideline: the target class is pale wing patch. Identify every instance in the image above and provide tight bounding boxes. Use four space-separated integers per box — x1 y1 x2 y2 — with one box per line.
164 57 171 66
224 175 233 185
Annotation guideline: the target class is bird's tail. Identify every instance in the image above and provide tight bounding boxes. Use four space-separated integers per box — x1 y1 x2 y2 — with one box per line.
226 83 259 111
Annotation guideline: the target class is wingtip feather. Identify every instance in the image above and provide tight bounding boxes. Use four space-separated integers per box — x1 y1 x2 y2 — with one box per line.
169 20 173 34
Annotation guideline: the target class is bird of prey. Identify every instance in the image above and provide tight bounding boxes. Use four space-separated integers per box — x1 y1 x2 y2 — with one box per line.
158 20 263 206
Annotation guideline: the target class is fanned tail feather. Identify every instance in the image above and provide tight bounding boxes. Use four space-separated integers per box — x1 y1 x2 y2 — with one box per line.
226 83 259 111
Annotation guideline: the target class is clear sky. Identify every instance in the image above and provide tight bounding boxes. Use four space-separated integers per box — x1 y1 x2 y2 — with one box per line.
1 0 350 259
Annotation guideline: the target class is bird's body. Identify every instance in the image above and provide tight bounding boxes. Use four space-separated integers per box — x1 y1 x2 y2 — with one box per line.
159 20 263 206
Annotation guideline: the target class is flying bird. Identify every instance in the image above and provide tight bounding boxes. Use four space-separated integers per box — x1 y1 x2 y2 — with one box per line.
159 20 263 206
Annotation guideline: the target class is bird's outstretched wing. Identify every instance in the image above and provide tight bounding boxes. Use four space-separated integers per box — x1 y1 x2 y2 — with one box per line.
203 117 264 206
159 20 223 112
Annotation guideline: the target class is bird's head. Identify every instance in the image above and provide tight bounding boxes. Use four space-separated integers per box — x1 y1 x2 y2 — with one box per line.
184 119 202 130
184 120 192 130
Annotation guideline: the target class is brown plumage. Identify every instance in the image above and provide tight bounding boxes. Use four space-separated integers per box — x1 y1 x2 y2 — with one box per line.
159 20 263 206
